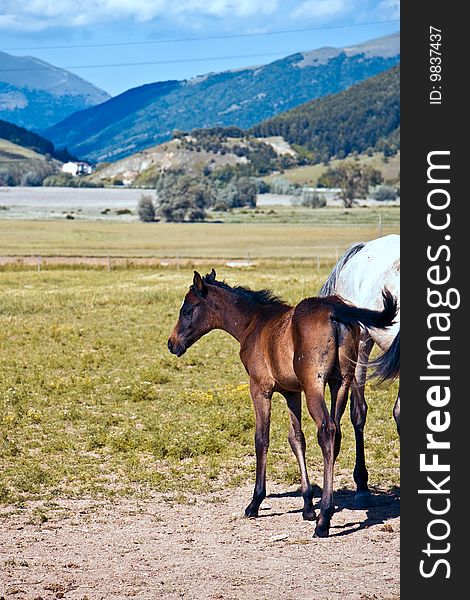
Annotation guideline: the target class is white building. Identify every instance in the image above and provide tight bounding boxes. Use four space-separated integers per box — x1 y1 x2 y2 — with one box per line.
62 162 94 176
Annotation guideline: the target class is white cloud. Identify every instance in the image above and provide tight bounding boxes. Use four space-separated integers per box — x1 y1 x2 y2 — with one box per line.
0 1 399 33
0 0 280 31
292 0 348 20
378 0 400 19
291 0 400 26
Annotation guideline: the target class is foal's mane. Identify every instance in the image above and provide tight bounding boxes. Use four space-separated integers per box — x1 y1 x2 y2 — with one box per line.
200 272 288 307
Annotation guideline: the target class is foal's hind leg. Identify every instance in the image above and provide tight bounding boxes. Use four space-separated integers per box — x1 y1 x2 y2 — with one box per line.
302 381 336 538
350 335 374 508
282 391 315 521
294 316 346 537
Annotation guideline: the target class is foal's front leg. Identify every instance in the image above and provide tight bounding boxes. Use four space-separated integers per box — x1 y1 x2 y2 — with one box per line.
245 380 272 518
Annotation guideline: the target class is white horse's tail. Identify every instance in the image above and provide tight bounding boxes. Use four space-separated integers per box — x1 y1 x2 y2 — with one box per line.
370 332 400 382
318 242 366 296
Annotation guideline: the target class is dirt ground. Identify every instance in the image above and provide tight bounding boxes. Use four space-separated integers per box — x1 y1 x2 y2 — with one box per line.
0 482 399 600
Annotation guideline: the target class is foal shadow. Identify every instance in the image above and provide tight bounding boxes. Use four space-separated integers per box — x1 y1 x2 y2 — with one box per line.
329 486 400 537
265 486 400 536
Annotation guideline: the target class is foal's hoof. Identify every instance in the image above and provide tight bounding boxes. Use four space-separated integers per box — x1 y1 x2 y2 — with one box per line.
244 506 259 519
313 525 330 538
354 490 374 510
302 507 316 522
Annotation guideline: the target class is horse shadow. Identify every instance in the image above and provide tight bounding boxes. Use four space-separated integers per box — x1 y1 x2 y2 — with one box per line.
264 486 400 537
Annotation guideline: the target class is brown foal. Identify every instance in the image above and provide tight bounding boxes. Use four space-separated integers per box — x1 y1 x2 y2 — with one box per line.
168 270 397 537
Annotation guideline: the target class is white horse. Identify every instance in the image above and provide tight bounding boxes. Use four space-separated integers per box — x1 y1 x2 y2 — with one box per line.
319 234 400 506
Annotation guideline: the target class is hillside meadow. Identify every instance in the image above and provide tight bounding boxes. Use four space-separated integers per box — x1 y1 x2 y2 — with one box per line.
0 262 399 507
263 152 400 187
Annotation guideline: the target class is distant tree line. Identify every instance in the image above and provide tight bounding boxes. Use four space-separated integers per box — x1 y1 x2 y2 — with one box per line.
0 163 101 187
138 162 389 222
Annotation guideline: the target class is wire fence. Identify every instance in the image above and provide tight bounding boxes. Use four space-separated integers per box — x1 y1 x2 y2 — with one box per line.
0 246 355 272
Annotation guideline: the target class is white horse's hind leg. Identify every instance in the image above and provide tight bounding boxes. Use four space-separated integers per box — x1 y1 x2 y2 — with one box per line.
393 389 400 434
350 335 374 508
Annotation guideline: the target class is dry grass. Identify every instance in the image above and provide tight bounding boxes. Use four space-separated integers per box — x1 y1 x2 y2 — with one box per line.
0 215 398 259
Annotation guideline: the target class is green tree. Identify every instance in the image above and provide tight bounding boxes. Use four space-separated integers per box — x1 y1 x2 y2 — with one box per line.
323 162 383 208
156 172 214 222
213 177 258 210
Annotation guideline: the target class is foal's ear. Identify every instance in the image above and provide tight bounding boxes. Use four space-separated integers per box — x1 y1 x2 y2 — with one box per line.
193 271 207 298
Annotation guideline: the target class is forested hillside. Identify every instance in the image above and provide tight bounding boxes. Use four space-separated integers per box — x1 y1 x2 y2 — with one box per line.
251 66 399 162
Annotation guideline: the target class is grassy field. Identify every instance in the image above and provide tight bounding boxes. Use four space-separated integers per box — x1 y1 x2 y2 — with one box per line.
0 263 399 506
0 208 398 259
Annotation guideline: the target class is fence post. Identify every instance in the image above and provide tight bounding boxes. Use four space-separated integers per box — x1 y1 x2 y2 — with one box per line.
37 255 41 272
107 255 111 272
378 213 383 236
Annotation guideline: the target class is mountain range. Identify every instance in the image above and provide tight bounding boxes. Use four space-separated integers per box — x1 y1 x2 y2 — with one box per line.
44 33 399 163
0 51 110 131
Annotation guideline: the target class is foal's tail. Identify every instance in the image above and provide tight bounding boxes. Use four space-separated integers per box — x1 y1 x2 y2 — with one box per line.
330 289 398 331
369 332 400 381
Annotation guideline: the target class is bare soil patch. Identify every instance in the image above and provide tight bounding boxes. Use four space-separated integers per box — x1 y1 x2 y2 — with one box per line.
0 483 399 600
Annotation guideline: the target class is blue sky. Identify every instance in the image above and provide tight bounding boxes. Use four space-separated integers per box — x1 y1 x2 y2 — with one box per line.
0 1 400 96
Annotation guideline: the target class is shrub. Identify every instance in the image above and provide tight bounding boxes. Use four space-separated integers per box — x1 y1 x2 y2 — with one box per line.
255 179 270 194
42 173 101 187
270 177 299 196
299 188 327 208
137 195 156 222
20 170 44 186
370 185 399 202
0 167 16 186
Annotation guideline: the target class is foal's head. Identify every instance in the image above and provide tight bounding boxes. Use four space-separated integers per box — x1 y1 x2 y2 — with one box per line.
167 269 219 357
